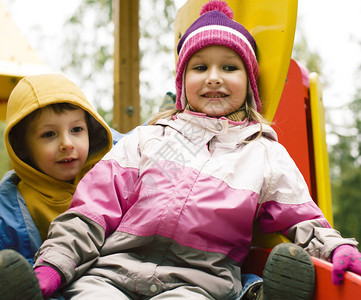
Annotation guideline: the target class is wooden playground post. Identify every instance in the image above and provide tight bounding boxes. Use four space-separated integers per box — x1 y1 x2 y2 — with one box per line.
112 0 140 133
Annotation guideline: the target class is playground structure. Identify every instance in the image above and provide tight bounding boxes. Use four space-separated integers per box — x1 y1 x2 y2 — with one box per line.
169 1 361 299
174 0 334 238
0 0 51 121
1 0 361 298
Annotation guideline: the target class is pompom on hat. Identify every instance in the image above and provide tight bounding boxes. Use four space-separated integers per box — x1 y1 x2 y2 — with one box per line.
175 0 261 112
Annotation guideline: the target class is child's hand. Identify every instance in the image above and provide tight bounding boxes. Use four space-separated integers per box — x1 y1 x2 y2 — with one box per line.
34 265 62 298
331 244 361 285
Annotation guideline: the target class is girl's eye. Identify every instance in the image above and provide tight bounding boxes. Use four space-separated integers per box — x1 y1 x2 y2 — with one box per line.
223 65 238 71
72 126 84 133
41 131 55 138
194 65 207 71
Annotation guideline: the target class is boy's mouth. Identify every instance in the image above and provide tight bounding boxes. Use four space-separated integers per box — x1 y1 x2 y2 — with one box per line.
58 158 77 164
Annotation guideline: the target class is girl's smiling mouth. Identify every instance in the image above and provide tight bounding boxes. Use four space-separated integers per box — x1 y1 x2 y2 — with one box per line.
202 92 228 99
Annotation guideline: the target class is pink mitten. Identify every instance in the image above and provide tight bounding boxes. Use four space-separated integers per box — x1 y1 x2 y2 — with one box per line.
34 265 62 298
331 244 361 285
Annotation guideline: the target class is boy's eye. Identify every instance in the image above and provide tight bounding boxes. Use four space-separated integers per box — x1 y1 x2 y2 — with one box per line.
72 126 84 133
41 131 56 138
223 65 238 71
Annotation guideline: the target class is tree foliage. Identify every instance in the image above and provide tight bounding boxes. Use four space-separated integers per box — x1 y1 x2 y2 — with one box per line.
61 0 114 124
139 0 178 122
293 27 361 244
292 31 323 76
329 90 361 243
61 0 177 124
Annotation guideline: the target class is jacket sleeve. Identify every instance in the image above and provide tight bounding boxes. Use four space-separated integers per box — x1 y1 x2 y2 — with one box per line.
0 171 42 265
256 141 358 261
33 128 142 284
286 220 358 261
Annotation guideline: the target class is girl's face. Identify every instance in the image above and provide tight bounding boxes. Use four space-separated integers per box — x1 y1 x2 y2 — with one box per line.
185 45 248 117
25 107 89 182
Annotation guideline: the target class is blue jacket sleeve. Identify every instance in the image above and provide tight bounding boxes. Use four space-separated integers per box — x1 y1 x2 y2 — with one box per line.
0 171 42 265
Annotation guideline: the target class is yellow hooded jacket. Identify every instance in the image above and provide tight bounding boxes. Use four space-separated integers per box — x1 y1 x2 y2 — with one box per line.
4 74 113 241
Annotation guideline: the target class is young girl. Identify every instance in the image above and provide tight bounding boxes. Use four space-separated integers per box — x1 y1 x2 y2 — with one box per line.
11 1 361 299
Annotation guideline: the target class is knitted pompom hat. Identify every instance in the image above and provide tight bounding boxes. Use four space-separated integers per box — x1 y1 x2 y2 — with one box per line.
176 0 261 112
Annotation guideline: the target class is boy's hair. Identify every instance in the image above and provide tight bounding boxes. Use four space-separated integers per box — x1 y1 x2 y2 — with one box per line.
9 103 90 163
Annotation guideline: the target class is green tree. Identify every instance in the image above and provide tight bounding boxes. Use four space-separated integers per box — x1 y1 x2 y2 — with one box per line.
60 0 114 124
61 0 177 124
139 0 178 122
292 27 361 245
329 91 361 245
325 32 361 245
292 31 323 76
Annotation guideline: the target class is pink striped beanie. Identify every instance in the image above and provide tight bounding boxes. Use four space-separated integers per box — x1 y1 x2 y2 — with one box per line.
175 0 261 112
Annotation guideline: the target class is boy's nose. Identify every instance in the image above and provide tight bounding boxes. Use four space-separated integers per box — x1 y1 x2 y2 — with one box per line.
59 135 75 152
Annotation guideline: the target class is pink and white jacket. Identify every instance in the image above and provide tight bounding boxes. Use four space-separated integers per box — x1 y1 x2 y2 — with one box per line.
34 111 357 299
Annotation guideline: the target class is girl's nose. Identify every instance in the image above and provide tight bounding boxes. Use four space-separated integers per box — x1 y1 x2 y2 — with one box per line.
206 67 222 85
59 135 75 152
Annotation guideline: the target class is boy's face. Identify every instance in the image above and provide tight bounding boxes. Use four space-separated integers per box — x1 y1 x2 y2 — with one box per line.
25 107 89 182
185 45 248 117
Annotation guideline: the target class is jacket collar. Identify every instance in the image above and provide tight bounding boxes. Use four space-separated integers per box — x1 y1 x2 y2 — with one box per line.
157 110 278 147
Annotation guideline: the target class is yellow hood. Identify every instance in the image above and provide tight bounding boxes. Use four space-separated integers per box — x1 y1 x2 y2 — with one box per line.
4 74 113 241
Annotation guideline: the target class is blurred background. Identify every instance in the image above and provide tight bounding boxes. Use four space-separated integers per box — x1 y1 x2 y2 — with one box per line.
1 0 361 245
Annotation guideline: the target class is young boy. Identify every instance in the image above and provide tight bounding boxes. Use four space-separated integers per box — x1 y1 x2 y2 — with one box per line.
0 73 114 267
